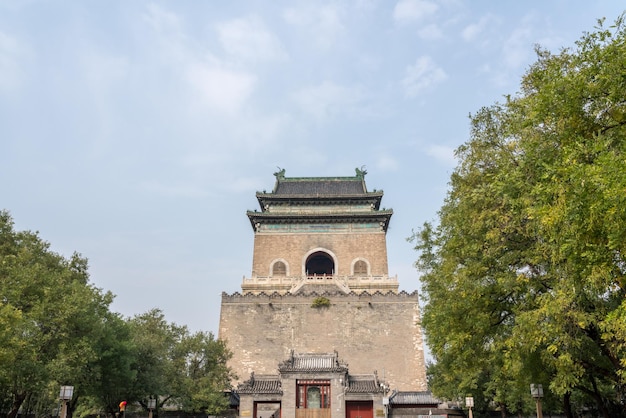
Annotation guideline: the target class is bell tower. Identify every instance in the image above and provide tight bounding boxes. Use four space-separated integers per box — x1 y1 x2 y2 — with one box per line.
219 169 427 391
243 168 399 294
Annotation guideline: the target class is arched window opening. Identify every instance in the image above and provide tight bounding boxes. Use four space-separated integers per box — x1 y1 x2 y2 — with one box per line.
272 261 286 276
353 260 368 275
306 251 334 276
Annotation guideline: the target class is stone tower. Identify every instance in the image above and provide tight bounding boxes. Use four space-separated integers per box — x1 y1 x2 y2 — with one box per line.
219 169 427 392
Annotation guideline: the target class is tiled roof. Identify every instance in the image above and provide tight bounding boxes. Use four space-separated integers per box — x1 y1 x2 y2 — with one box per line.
247 210 392 221
346 376 384 393
246 209 393 232
274 179 366 196
389 391 441 405
237 374 282 394
279 352 349 373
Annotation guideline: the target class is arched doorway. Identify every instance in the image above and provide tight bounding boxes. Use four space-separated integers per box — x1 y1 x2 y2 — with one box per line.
306 251 334 276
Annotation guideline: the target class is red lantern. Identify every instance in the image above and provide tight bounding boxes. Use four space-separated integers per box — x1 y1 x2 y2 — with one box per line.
119 401 127 411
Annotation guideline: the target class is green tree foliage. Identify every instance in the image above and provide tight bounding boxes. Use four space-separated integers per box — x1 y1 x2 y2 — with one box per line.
411 16 626 418
127 309 187 410
0 210 114 418
176 331 235 414
81 312 136 416
0 212 235 418
126 309 234 416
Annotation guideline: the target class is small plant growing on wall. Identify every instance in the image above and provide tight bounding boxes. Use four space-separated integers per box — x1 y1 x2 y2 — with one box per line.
311 296 331 308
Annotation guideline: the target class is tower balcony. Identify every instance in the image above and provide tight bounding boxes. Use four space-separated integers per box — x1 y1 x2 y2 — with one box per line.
241 273 399 295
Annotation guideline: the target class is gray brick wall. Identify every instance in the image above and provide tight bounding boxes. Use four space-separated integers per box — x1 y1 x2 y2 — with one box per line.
251 233 389 277
219 291 427 391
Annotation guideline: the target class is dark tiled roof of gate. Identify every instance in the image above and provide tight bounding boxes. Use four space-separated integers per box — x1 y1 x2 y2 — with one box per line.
389 391 440 405
346 376 384 393
279 352 348 372
274 178 366 196
237 374 282 394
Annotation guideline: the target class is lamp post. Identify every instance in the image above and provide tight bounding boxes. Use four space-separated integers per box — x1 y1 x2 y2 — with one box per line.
465 396 474 418
530 384 544 418
148 398 156 418
382 396 389 418
59 386 74 418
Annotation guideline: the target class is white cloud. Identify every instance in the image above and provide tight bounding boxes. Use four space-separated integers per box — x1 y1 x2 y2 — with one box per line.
82 52 129 89
461 14 499 42
480 16 536 88
401 56 447 98
216 16 287 63
138 180 209 199
143 3 183 34
141 4 192 65
227 176 265 193
502 23 533 69
181 153 225 169
78 51 130 155
417 23 443 40
393 0 438 24
283 4 345 50
464 14 540 88
141 4 258 115
228 111 291 150
292 81 365 120
426 144 456 166
376 155 399 171
186 62 256 114
0 30 25 91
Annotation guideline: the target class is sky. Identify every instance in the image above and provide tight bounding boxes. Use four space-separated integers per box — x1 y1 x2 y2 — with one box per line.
1 1 624 337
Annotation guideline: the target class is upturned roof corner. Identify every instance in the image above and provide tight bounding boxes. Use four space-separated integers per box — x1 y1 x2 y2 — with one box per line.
248 170 392 232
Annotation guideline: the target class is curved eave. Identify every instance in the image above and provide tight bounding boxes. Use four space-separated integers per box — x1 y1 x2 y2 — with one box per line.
246 210 393 232
256 192 384 210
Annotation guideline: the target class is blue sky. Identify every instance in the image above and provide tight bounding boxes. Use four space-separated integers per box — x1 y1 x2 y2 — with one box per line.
1 1 624 335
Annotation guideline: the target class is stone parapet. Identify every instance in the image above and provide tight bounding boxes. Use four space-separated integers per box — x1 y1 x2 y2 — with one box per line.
241 274 400 295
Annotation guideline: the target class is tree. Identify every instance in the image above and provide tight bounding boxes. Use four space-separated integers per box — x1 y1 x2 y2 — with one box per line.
0 212 234 418
411 15 626 417
79 312 137 417
0 210 115 418
127 309 186 411
126 310 234 416
175 331 234 414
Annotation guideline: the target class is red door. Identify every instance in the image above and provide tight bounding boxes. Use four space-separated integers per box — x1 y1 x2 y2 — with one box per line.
345 401 373 418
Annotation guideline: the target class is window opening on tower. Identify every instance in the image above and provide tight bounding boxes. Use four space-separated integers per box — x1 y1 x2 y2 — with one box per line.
305 252 334 276
272 261 287 276
353 260 368 275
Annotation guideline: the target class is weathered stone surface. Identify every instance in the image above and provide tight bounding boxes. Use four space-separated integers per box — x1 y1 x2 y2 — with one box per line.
220 291 427 391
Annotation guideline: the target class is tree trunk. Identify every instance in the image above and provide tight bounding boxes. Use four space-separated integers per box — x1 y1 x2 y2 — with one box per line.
593 393 610 418
590 375 611 418
498 402 506 418
563 392 573 418
67 397 78 418
7 393 27 418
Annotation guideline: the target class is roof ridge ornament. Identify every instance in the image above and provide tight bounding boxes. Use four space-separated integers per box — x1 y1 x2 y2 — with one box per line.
274 167 286 180
355 166 367 179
